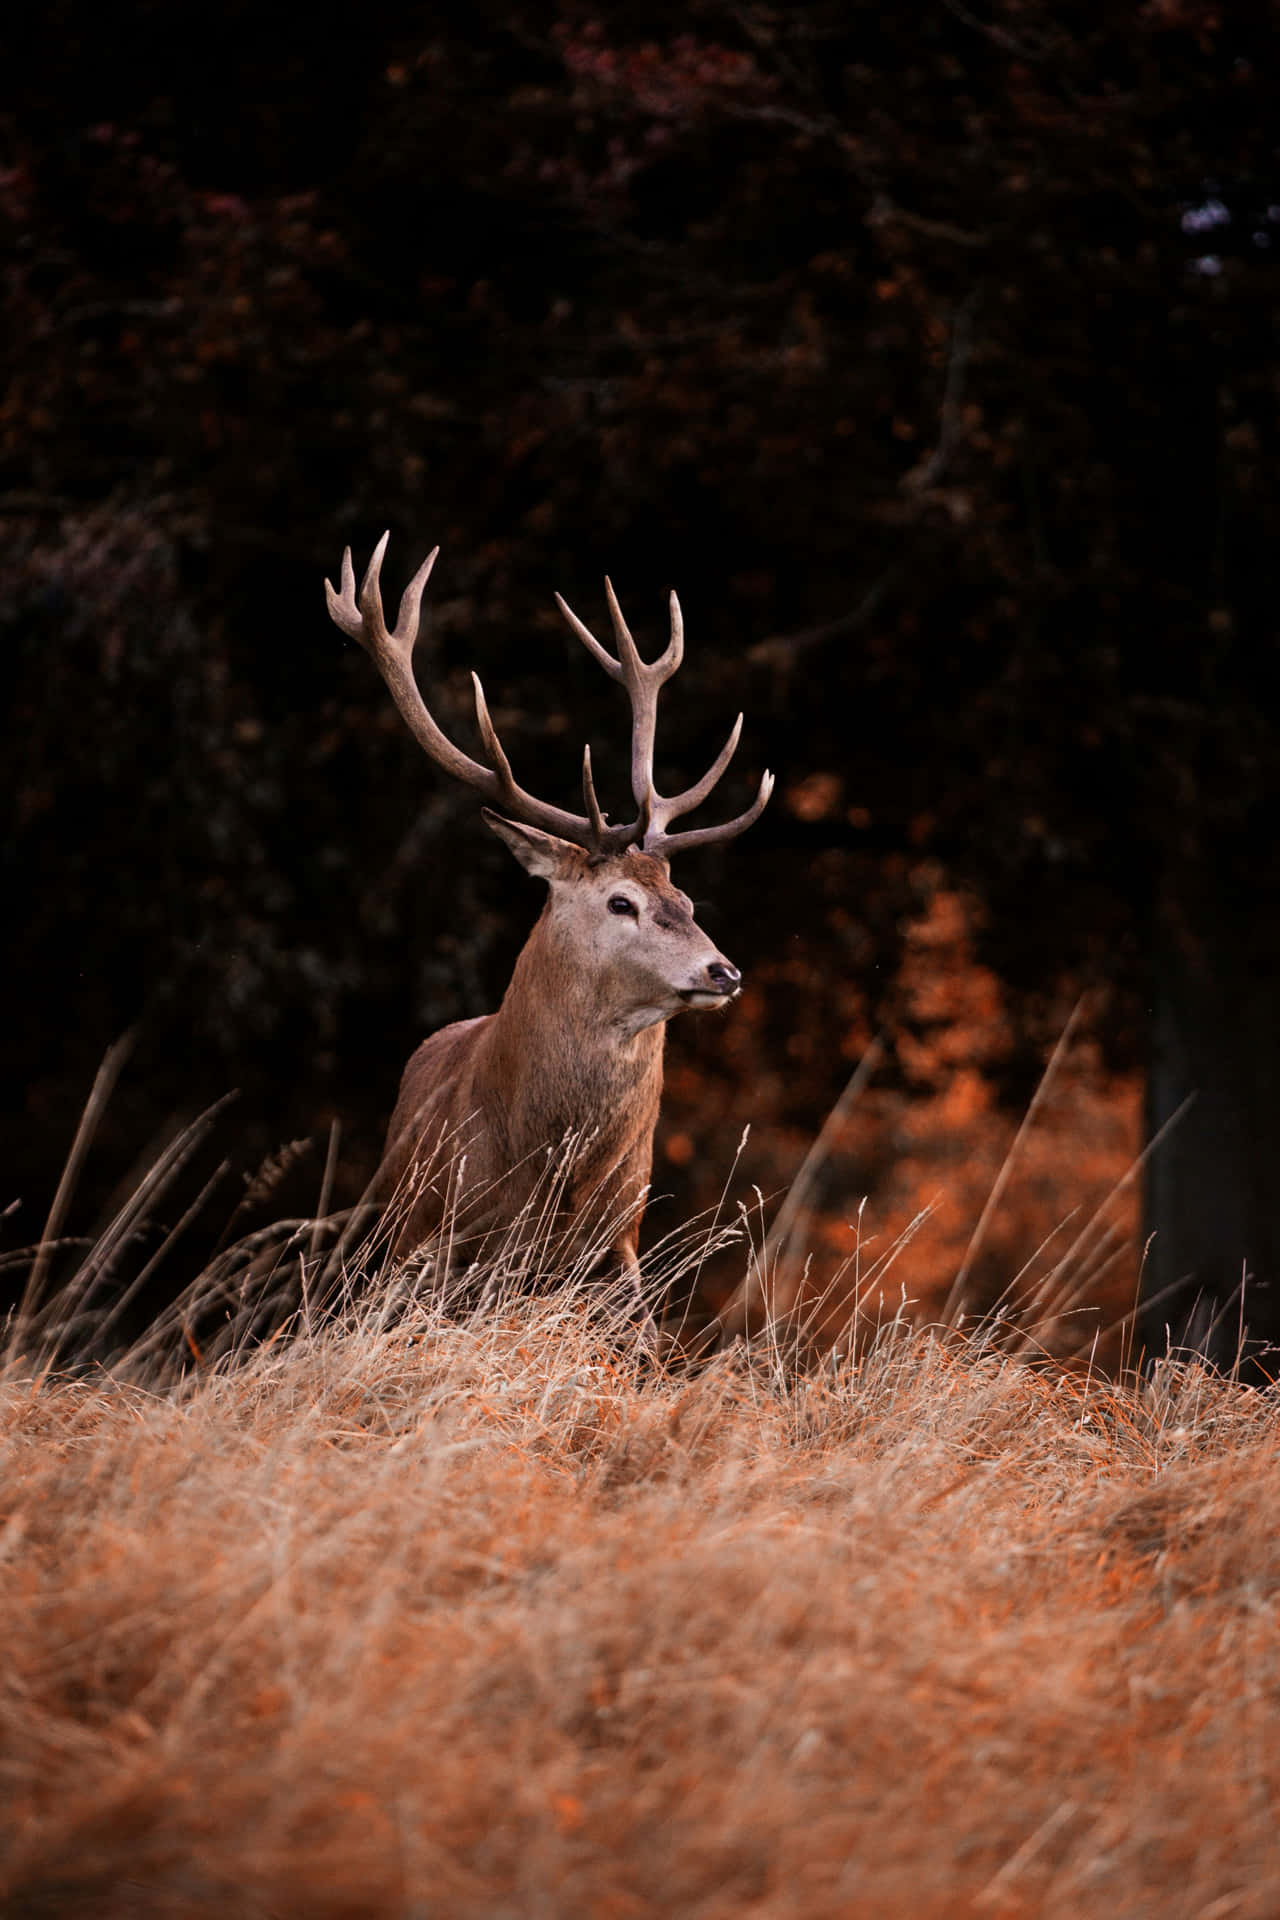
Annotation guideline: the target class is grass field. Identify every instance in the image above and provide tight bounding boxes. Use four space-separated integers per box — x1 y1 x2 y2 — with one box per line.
4 1235 1280 1919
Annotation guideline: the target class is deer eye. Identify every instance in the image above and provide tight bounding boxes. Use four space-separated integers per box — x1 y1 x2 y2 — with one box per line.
608 894 639 917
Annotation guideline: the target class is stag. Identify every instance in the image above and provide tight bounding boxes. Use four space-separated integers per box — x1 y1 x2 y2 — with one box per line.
326 535 772 1335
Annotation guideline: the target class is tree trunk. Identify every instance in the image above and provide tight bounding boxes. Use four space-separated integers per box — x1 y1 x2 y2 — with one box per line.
1143 856 1280 1376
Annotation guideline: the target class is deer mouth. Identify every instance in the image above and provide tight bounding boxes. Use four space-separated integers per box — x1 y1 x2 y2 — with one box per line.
678 984 739 1009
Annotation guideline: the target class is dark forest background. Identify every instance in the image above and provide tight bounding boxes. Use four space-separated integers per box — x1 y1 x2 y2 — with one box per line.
5 0 1280 1360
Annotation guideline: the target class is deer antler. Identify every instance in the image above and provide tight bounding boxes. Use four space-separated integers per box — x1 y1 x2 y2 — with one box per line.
326 535 772 860
326 534 624 851
554 579 774 858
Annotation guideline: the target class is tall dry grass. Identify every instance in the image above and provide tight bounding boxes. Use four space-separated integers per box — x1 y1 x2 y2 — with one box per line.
4 1194 1280 1918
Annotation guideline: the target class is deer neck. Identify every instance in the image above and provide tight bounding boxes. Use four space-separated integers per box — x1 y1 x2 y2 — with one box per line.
478 905 665 1137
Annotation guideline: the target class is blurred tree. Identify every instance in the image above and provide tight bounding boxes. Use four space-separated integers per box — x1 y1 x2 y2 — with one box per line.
4 0 1279 1360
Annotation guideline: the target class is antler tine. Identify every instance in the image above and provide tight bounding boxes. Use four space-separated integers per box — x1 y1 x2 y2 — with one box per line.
356 530 393 645
648 712 743 831
602 576 643 676
391 544 439 644
554 592 624 681
582 744 608 842
648 768 776 860
471 673 519 799
661 587 685 675
324 546 363 640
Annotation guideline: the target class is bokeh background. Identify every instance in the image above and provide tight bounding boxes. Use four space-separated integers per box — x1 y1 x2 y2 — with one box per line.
6 1 1280 1358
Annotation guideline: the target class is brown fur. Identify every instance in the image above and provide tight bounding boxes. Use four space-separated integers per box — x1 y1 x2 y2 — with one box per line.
375 834 737 1314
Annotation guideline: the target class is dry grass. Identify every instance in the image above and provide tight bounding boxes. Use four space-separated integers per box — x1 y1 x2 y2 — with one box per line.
4 1252 1280 1919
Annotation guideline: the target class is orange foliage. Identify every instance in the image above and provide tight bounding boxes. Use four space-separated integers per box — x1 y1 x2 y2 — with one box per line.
663 867 1141 1354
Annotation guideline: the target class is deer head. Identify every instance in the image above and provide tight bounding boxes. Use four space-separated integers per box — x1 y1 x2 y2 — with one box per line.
324 534 772 1028
483 816 743 1035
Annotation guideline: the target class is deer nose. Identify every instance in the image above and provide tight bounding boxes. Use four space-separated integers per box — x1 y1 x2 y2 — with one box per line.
706 959 741 994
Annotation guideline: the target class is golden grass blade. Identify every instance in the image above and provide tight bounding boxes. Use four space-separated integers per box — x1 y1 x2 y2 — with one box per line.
14 1029 135 1338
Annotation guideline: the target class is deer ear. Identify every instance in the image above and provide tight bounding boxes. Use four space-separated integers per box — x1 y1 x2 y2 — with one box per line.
482 810 581 880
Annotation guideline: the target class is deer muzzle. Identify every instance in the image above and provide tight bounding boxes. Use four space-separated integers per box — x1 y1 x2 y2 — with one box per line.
679 958 742 1007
